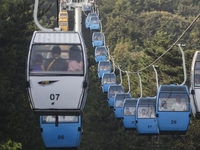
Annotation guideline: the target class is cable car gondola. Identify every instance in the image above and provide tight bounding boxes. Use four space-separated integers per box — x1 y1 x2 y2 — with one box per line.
89 16 100 30
95 46 107 63
98 61 111 78
113 93 132 119
156 85 191 134
190 51 200 119
135 97 159 134
27 31 88 115
85 13 98 29
58 10 69 31
122 98 138 129
92 32 104 48
40 115 82 149
102 73 117 93
107 85 124 107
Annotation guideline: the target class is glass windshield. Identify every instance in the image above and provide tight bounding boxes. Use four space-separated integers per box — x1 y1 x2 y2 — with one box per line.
29 44 84 75
109 86 124 97
42 116 79 123
195 62 200 87
103 74 116 84
96 47 106 56
93 33 104 41
137 99 156 119
91 17 99 23
158 93 189 112
124 106 135 116
99 62 111 71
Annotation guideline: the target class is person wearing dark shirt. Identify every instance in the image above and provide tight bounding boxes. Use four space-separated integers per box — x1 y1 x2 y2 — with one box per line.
45 46 67 71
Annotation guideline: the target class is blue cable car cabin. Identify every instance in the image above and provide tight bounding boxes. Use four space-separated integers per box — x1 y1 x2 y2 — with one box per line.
92 32 104 48
135 97 159 135
190 51 200 119
95 46 107 63
27 31 88 115
107 85 124 107
89 16 100 30
156 85 191 134
122 98 138 129
85 13 98 29
40 115 82 149
102 73 117 93
98 61 111 78
113 93 132 119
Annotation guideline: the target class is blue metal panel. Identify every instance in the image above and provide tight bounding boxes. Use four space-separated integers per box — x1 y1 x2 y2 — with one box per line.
135 118 159 134
90 23 100 30
122 116 136 129
92 40 104 47
135 97 159 134
40 116 82 148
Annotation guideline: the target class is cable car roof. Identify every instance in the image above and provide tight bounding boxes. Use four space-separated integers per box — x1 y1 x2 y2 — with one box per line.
33 31 81 44
159 85 188 93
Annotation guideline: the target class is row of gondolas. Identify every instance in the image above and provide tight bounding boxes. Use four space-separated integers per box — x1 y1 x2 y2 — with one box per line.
88 12 200 136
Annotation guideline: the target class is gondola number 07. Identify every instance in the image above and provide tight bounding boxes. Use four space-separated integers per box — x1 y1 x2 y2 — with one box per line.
50 94 60 100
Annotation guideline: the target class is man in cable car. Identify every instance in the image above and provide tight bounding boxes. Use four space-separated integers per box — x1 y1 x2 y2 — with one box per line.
172 95 188 111
125 107 133 115
138 108 148 118
44 46 67 71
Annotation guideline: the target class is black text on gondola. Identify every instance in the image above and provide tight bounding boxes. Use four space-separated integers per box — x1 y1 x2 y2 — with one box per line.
50 94 60 100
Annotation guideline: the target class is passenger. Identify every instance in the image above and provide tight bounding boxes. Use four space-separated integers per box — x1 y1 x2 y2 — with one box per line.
45 46 67 71
30 54 44 71
105 65 110 71
68 46 83 71
138 108 148 118
172 95 188 111
46 116 56 122
94 36 98 40
125 107 132 115
109 89 114 97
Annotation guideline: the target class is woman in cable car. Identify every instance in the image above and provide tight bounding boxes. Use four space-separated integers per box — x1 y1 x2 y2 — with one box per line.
85 13 98 29
135 97 159 134
107 85 124 107
98 61 111 78
113 93 132 119
101 73 117 93
122 98 137 129
95 46 107 63
156 85 191 134
190 51 200 119
27 31 88 115
92 32 104 48
40 115 82 149
89 16 100 30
